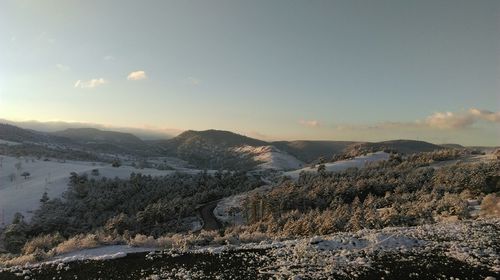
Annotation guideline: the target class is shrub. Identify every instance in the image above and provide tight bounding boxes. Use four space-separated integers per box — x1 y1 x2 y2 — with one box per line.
480 194 500 218
22 233 64 255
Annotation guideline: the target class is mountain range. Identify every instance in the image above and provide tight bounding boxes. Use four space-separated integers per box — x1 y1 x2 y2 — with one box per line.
0 122 484 170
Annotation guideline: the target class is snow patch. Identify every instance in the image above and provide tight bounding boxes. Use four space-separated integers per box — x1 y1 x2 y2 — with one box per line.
0 139 21 146
49 245 156 263
233 145 304 170
214 185 272 225
284 151 390 179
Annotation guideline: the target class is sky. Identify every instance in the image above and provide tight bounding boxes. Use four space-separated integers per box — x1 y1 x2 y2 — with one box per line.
1 0 499 145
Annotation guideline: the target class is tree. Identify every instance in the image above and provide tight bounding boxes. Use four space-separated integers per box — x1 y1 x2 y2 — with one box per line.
91 169 100 176
12 212 25 224
69 172 79 185
111 159 122 168
3 213 28 253
40 192 50 204
346 197 365 231
317 164 326 174
21 172 30 179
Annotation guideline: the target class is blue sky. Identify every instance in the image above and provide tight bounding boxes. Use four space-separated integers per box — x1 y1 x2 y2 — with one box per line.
1 0 499 145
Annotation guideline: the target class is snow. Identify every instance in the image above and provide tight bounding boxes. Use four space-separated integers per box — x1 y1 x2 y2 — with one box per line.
250 219 498 278
0 140 21 146
232 145 304 170
178 219 499 278
284 151 391 179
0 155 202 227
1 219 498 278
214 185 272 225
48 245 156 263
214 153 391 226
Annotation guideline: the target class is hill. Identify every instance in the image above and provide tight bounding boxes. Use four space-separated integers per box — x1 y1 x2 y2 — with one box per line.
440 143 465 149
158 130 269 170
345 139 444 156
166 130 268 148
0 123 70 144
272 140 358 162
52 128 151 155
52 128 144 146
1 124 454 169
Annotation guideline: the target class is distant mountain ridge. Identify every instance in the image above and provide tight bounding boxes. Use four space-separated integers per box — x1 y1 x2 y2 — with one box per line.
52 128 151 155
0 123 476 170
0 123 71 144
346 139 443 156
272 140 359 162
52 128 144 146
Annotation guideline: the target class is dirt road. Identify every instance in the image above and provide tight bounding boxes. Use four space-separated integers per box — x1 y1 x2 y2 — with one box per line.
198 200 222 231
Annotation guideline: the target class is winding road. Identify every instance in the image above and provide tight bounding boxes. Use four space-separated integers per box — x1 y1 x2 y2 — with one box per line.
198 200 222 231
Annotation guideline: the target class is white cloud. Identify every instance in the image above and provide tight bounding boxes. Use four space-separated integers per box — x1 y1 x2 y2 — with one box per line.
424 111 475 129
127 70 147 81
104 55 115 61
335 108 500 131
299 119 320 127
74 78 107 89
425 108 500 129
468 108 500 122
56 64 70 72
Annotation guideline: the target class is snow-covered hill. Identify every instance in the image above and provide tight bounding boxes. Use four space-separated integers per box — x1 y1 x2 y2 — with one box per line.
232 145 304 170
284 151 391 179
214 152 391 226
0 156 199 227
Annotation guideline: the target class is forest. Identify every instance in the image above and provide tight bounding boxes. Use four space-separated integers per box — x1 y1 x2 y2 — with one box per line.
1 149 499 266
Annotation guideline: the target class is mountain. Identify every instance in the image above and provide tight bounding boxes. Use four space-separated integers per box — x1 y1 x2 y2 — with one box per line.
0 119 179 140
272 140 358 162
158 130 269 170
52 128 151 155
165 130 268 148
440 143 465 149
1 124 457 170
0 123 70 144
52 128 144 146
273 139 449 162
345 140 443 156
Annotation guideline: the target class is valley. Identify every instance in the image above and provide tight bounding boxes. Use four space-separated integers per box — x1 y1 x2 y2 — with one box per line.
0 123 499 279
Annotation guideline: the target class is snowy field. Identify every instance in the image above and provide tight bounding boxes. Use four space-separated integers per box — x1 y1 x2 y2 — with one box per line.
284 151 391 179
0 155 201 227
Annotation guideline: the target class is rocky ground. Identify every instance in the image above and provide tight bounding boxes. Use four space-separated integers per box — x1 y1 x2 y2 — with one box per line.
0 219 498 279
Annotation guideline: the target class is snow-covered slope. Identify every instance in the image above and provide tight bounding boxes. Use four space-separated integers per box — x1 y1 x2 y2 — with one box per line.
214 185 272 226
215 153 390 225
284 151 390 179
0 155 199 227
232 145 304 170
